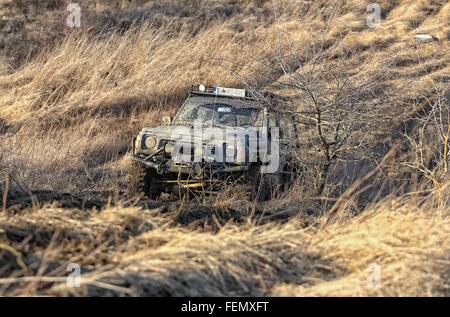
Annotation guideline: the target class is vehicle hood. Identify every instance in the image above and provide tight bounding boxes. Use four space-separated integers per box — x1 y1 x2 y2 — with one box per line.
140 125 259 144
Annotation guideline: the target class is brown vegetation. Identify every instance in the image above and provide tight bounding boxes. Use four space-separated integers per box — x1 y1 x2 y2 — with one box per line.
0 0 449 296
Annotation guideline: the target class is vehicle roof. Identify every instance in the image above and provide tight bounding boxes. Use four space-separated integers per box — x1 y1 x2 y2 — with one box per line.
186 94 263 109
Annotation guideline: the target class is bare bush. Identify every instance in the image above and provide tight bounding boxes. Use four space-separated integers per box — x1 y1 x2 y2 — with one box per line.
271 20 408 196
404 83 450 195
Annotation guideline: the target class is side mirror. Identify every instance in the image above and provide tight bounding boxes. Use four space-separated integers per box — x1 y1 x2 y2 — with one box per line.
162 116 172 125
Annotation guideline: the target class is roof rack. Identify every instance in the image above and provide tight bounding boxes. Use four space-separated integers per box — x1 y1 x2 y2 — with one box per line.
189 84 256 100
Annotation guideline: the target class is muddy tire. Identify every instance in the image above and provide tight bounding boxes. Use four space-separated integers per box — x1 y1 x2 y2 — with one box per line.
126 161 161 199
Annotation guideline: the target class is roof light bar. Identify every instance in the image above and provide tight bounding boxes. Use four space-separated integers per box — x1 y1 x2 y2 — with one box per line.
212 86 246 98
192 84 248 98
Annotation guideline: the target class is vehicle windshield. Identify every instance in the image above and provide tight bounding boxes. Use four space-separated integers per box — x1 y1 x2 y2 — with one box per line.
174 98 260 127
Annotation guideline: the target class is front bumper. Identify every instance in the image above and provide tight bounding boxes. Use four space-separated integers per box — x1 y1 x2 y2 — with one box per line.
131 138 250 175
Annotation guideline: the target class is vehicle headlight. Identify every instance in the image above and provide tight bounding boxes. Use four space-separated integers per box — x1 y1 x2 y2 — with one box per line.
165 143 175 154
144 135 157 149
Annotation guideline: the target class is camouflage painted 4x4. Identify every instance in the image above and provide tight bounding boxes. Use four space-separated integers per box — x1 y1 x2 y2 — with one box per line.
126 84 299 200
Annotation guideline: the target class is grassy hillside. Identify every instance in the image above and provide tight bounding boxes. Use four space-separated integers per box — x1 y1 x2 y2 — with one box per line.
0 0 449 296
1 183 448 296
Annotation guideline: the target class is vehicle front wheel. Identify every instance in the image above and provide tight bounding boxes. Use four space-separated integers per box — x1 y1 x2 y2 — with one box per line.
125 161 161 200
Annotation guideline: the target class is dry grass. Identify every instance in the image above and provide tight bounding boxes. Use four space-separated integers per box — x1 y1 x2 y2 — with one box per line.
0 0 448 194
0 184 448 296
0 0 449 296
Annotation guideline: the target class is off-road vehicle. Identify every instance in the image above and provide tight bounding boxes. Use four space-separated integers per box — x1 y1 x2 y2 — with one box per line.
127 84 299 200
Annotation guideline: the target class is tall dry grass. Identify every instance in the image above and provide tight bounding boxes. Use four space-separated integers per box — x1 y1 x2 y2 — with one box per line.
0 182 448 296
0 0 449 296
0 0 448 194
